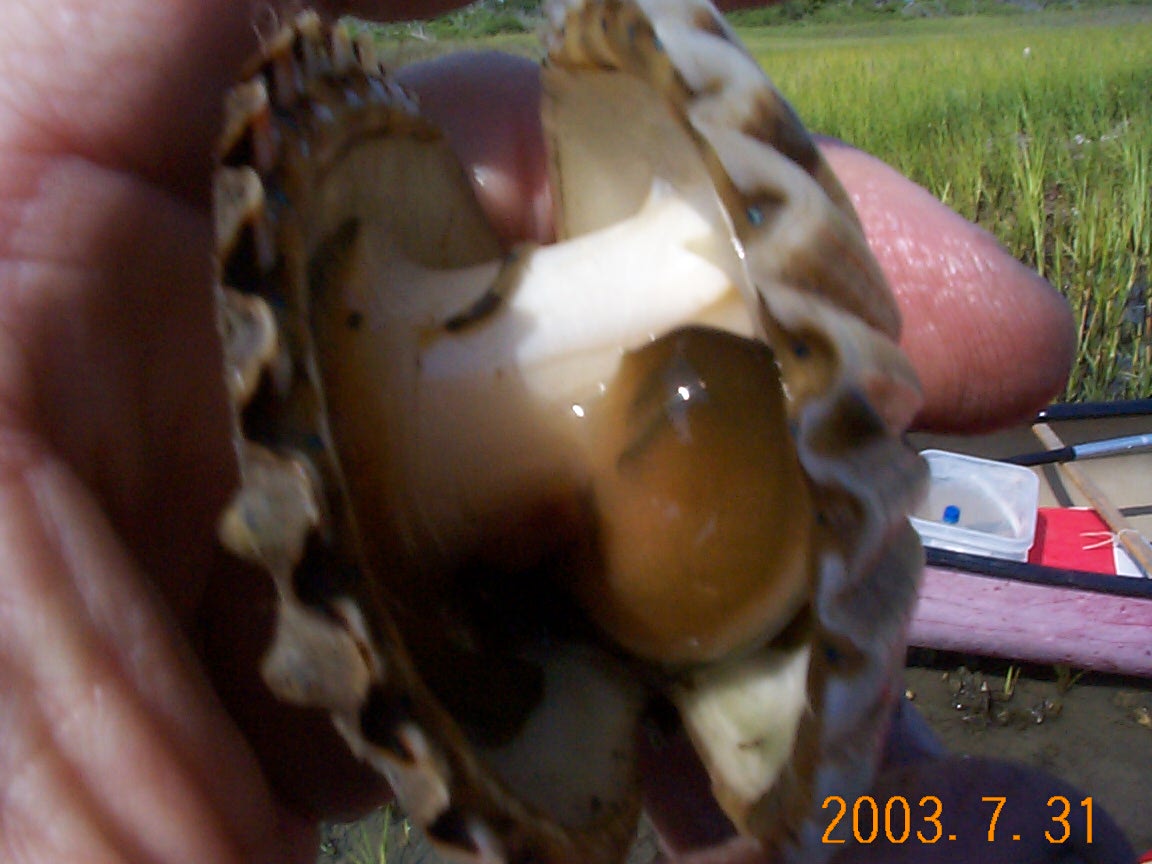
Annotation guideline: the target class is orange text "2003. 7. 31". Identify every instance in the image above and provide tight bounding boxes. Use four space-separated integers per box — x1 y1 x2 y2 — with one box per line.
821 795 1095 845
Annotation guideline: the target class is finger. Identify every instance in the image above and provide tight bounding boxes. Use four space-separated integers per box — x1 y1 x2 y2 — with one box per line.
0 446 307 864
819 139 1076 433
0 0 269 202
396 51 554 246
0 2 480 202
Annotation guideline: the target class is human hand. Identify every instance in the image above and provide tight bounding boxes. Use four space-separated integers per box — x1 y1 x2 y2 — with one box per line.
0 1 1075 864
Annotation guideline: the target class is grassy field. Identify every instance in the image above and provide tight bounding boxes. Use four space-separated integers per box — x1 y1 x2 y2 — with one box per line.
740 6 1152 401
376 4 1152 402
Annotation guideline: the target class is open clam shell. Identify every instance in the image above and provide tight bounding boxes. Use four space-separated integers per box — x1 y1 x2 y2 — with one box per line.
215 2 927 862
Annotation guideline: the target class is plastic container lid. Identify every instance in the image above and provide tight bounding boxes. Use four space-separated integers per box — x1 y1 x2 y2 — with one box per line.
910 449 1040 561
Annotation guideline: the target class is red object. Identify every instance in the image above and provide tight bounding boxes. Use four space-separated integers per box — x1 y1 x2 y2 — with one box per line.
1028 507 1118 574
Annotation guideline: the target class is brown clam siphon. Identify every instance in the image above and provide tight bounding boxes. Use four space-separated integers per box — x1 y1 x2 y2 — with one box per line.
214 1 928 862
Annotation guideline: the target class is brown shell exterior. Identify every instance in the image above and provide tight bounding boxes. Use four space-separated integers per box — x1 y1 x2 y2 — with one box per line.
214 3 927 862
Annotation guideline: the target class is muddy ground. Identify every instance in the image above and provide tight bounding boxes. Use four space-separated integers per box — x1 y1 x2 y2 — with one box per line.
318 652 1152 862
902 651 1152 856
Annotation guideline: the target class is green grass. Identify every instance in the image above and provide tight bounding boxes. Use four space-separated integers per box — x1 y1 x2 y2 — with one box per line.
740 7 1152 401
319 805 413 864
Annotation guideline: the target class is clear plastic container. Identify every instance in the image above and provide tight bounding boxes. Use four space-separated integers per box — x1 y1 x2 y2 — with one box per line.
910 449 1040 561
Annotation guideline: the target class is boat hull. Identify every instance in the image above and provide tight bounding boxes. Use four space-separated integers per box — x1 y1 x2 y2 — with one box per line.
908 402 1152 677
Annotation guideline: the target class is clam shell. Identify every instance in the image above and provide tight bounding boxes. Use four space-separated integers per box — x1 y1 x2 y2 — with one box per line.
215 3 927 862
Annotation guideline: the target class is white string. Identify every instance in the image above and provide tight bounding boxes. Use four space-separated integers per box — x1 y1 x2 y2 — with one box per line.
1081 528 1148 556
1080 530 1120 552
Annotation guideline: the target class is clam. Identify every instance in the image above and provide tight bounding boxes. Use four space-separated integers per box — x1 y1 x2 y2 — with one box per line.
214 1 927 861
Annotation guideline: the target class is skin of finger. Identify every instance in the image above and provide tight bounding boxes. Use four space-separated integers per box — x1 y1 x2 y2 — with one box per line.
0 0 299 628
0 0 268 203
0 442 311 864
0 151 239 628
397 52 554 246
0 0 493 204
819 140 1076 432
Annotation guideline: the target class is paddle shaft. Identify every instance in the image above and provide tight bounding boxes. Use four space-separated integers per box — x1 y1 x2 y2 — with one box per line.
1006 432 1152 466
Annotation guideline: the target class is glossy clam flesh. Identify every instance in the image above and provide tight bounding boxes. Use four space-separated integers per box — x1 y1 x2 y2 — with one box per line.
215 1 928 861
